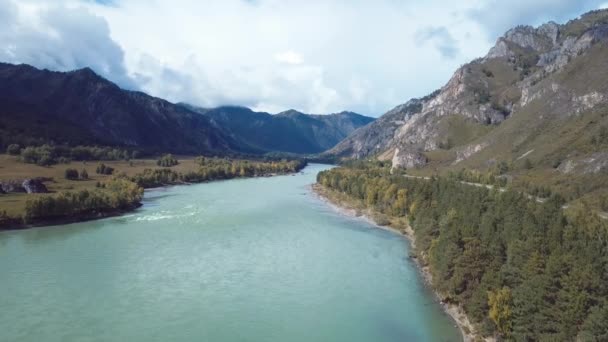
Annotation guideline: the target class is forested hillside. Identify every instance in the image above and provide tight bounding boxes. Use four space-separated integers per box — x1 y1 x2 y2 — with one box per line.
317 163 608 340
0 63 247 155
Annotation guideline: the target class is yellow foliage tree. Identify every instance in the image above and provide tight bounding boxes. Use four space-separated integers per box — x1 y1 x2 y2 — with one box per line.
488 286 513 337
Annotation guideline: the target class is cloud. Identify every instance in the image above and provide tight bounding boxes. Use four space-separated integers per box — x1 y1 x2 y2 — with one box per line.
275 51 304 65
468 0 607 40
1 0 607 116
415 26 459 59
0 0 135 89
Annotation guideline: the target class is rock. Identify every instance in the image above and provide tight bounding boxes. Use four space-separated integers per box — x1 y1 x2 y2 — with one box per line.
573 92 604 115
454 143 488 164
391 148 427 169
22 178 48 194
486 40 512 59
538 22 559 45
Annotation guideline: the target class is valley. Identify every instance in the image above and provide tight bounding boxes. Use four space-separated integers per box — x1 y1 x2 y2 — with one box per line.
2 4 608 342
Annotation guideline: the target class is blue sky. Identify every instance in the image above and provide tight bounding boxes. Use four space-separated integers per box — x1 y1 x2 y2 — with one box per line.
1 0 607 116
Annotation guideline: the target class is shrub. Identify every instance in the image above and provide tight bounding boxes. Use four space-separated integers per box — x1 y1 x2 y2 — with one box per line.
96 163 114 175
65 168 79 180
80 169 89 180
6 144 20 155
157 154 179 167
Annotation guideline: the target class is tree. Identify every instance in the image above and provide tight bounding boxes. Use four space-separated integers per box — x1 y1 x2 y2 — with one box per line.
6 144 20 155
64 168 79 180
488 287 513 337
156 154 178 167
96 163 114 175
578 305 608 341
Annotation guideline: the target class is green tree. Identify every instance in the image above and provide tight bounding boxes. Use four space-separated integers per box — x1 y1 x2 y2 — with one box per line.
156 154 178 167
64 168 79 180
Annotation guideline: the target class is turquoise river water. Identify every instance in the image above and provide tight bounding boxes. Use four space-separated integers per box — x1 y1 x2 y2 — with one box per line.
0 164 461 341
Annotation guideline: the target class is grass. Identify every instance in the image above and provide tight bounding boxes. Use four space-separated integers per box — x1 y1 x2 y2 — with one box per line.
436 115 495 149
561 9 608 39
0 155 203 219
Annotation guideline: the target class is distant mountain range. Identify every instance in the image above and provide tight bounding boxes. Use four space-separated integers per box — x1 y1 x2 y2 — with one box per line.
183 105 374 154
0 63 373 155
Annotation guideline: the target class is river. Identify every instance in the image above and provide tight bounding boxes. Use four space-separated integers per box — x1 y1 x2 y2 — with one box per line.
0 164 460 341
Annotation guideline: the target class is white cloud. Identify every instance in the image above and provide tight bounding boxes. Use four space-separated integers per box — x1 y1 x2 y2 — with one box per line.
415 26 459 59
275 51 304 65
468 0 606 40
0 0 136 89
0 0 606 116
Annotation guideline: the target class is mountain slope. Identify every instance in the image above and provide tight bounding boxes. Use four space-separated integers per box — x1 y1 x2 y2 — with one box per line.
184 105 374 154
327 9 608 204
0 63 248 155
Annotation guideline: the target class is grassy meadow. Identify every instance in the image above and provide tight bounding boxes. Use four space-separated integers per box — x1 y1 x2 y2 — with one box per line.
0 154 201 219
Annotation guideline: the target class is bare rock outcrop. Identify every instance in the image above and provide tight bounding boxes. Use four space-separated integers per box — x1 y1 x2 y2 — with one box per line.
391 148 428 169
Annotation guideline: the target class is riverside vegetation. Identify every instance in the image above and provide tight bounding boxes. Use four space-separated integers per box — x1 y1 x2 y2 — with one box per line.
0 154 306 229
317 162 608 341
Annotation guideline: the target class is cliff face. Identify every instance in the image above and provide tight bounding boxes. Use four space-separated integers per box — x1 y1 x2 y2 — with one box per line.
327 10 608 171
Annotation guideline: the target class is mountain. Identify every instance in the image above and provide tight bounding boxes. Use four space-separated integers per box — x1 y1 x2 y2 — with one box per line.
183 105 374 154
328 9 608 203
0 63 372 156
0 63 249 155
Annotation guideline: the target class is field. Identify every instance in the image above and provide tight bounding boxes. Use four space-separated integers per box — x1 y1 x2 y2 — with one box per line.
0 155 202 219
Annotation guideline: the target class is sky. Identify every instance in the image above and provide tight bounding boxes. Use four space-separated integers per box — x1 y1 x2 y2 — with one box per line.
1 0 607 116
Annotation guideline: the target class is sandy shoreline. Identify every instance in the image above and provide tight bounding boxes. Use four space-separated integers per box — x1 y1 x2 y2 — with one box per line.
311 183 481 342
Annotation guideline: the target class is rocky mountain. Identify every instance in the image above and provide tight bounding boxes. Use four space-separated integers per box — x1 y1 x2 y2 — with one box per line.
329 9 608 174
0 63 247 155
326 9 608 207
184 105 374 154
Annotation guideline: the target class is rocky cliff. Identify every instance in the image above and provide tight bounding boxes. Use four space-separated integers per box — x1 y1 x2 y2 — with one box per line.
328 9 608 172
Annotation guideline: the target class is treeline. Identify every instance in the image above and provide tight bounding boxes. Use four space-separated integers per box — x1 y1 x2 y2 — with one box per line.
22 179 143 223
6 144 138 166
132 158 307 188
447 168 508 188
317 165 608 341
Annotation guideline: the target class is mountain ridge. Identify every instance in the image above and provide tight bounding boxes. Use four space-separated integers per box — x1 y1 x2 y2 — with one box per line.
184 104 374 154
0 63 373 156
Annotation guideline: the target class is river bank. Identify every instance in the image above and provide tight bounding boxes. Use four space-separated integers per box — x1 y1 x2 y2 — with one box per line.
312 183 483 342
0 160 307 231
